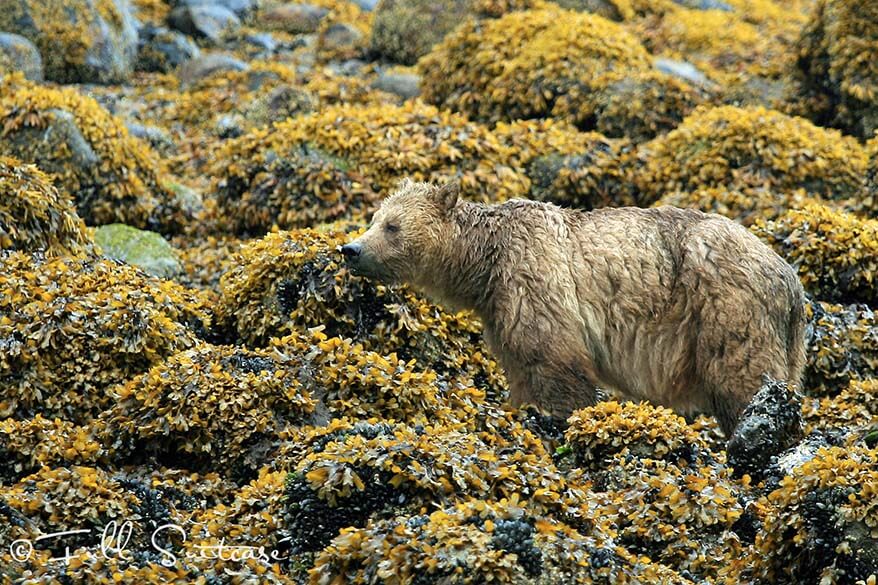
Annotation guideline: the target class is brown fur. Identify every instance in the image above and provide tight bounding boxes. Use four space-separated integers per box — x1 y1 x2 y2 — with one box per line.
344 179 807 435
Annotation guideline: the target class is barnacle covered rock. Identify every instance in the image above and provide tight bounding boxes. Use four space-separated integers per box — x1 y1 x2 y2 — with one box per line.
0 156 91 256
283 419 563 553
752 204 878 306
96 342 316 481
793 0 878 139
726 376 803 480
311 498 693 585
0 0 138 84
804 300 878 396
0 81 187 233
748 445 878 584
632 106 869 207
0 251 209 423
419 8 653 129
0 416 103 485
217 228 503 390
211 100 530 205
565 401 709 469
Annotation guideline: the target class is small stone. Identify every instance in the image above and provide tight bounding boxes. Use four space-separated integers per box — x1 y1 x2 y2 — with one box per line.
320 23 364 53
216 113 245 138
654 58 715 88
0 0 138 84
352 0 379 9
258 3 330 34
244 32 278 52
125 122 176 154
171 0 254 17
673 0 734 10
94 224 182 278
168 5 241 45
372 71 421 99
327 59 366 77
136 26 200 73
177 53 250 86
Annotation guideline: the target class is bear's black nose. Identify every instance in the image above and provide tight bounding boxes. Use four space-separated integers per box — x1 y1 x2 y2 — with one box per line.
340 243 362 258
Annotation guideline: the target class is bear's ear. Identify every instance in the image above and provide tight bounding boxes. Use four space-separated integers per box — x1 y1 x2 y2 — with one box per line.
433 180 459 214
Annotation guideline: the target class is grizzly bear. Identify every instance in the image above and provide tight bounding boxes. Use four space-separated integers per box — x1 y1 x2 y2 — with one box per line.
341 179 807 435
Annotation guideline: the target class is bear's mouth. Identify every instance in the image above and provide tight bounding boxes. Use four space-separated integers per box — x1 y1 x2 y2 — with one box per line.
344 255 394 283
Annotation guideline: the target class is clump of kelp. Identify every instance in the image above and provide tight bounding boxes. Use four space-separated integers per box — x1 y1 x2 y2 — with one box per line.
1 0 878 583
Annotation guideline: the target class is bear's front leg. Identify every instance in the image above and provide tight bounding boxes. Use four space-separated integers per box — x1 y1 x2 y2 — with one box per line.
496 334 601 425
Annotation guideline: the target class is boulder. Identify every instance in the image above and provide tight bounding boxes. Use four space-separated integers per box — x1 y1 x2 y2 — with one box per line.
0 0 138 84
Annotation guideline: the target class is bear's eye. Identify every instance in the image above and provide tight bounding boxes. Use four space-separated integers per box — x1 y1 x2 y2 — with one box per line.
384 223 400 234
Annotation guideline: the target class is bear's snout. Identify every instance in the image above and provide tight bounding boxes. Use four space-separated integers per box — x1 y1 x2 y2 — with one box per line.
340 242 362 258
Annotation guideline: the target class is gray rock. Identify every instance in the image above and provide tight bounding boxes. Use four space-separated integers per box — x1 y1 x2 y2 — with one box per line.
258 3 329 34
553 0 626 20
327 58 366 77
0 32 43 81
215 113 245 138
244 32 278 52
372 71 421 99
12 109 101 172
0 0 138 84
95 223 182 279
136 26 200 73
125 122 176 154
320 23 363 53
673 0 734 10
726 375 803 480
655 58 715 89
352 0 378 9
242 84 317 126
171 0 254 17
177 53 250 86
168 5 241 45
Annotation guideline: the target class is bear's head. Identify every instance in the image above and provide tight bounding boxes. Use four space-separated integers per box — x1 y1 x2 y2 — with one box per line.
340 178 459 285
